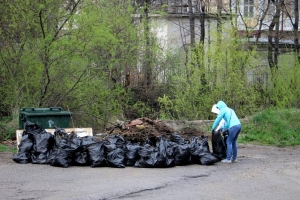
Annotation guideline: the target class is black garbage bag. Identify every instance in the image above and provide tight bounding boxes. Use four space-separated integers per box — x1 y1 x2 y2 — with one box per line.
72 136 97 166
31 152 49 164
199 152 219 165
24 121 44 137
31 131 54 164
134 143 158 168
53 128 69 147
12 152 32 164
81 136 98 146
22 121 51 164
12 134 34 164
170 133 185 144
135 137 175 168
173 142 191 166
106 134 125 149
68 132 82 149
87 141 107 167
73 150 89 166
106 148 125 168
50 147 72 168
190 136 218 165
50 135 80 168
197 136 210 153
13 122 54 164
104 134 126 168
124 141 140 166
144 136 157 146
104 142 117 153
170 133 191 166
45 148 58 164
17 133 34 153
32 131 54 154
67 134 90 166
211 130 227 160
189 137 209 162
44 128 68 165
155 136 175 168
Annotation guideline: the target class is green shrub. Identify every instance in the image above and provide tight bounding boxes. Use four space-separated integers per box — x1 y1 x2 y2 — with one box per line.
0 117 16 142
239 108 300 147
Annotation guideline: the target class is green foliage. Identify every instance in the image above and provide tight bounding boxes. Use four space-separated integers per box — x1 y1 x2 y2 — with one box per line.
268 54 300 108
0 0 140 129
1 0 300 136
0 0 89 113
158 28 262 120
131 101 151 118
0 117 16 142
239 108 300 147
158 95 174 120
71 80 128 130
158 50 211 120
0 144 17 153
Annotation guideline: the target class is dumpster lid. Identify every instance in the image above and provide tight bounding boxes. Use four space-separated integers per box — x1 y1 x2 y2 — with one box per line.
19 107 72 116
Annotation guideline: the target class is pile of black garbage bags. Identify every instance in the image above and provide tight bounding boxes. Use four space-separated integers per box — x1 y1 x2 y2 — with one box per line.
13 121 224 168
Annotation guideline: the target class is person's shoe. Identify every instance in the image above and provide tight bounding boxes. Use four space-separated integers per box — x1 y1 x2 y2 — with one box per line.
221 159 232 163
231 159 238 163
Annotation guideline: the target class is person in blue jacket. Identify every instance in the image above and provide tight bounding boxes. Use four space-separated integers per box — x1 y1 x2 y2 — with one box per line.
211 101 242 163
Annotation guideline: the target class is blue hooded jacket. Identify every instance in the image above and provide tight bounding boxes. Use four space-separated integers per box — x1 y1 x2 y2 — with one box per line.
211 101 241 131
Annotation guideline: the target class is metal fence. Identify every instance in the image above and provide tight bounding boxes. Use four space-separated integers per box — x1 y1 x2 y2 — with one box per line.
246 72 270 86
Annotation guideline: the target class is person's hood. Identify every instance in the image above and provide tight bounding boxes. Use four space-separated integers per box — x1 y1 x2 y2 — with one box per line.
211 104 219 114
216 101 227 110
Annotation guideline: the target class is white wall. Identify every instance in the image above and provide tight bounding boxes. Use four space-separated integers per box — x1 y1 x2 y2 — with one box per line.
150 15 231 53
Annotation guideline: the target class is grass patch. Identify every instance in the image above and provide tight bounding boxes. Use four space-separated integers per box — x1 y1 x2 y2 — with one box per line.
0 143 17 153
239 108 300 147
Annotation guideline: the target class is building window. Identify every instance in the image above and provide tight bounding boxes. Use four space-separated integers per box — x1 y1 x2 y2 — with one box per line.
244 0 254 17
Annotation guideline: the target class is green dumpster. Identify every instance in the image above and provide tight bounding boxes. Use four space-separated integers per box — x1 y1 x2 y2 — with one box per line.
19 107 72 129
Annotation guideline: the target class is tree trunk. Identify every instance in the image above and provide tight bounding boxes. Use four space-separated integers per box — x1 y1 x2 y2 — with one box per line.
217 0 222 44
143 0 152 87
214 0 223 85
256 0 271 44
294 0 299 62
268 0 282 72
199 0 205 43
188 0 195 46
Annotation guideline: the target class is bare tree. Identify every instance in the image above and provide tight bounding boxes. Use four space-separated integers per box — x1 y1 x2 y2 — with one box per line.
188 0 195 46
217 0 223 44
283 0 300 63
285 0 300 62
294 0 299 62
268 0 284 72
255 0 271 44
199 0 205 43
143 0 152 87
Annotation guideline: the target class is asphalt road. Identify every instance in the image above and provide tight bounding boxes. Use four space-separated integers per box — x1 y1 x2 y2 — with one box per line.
0 144 300 200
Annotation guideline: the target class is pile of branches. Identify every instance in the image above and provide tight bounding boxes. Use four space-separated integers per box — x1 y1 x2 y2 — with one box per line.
105 117 206 143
